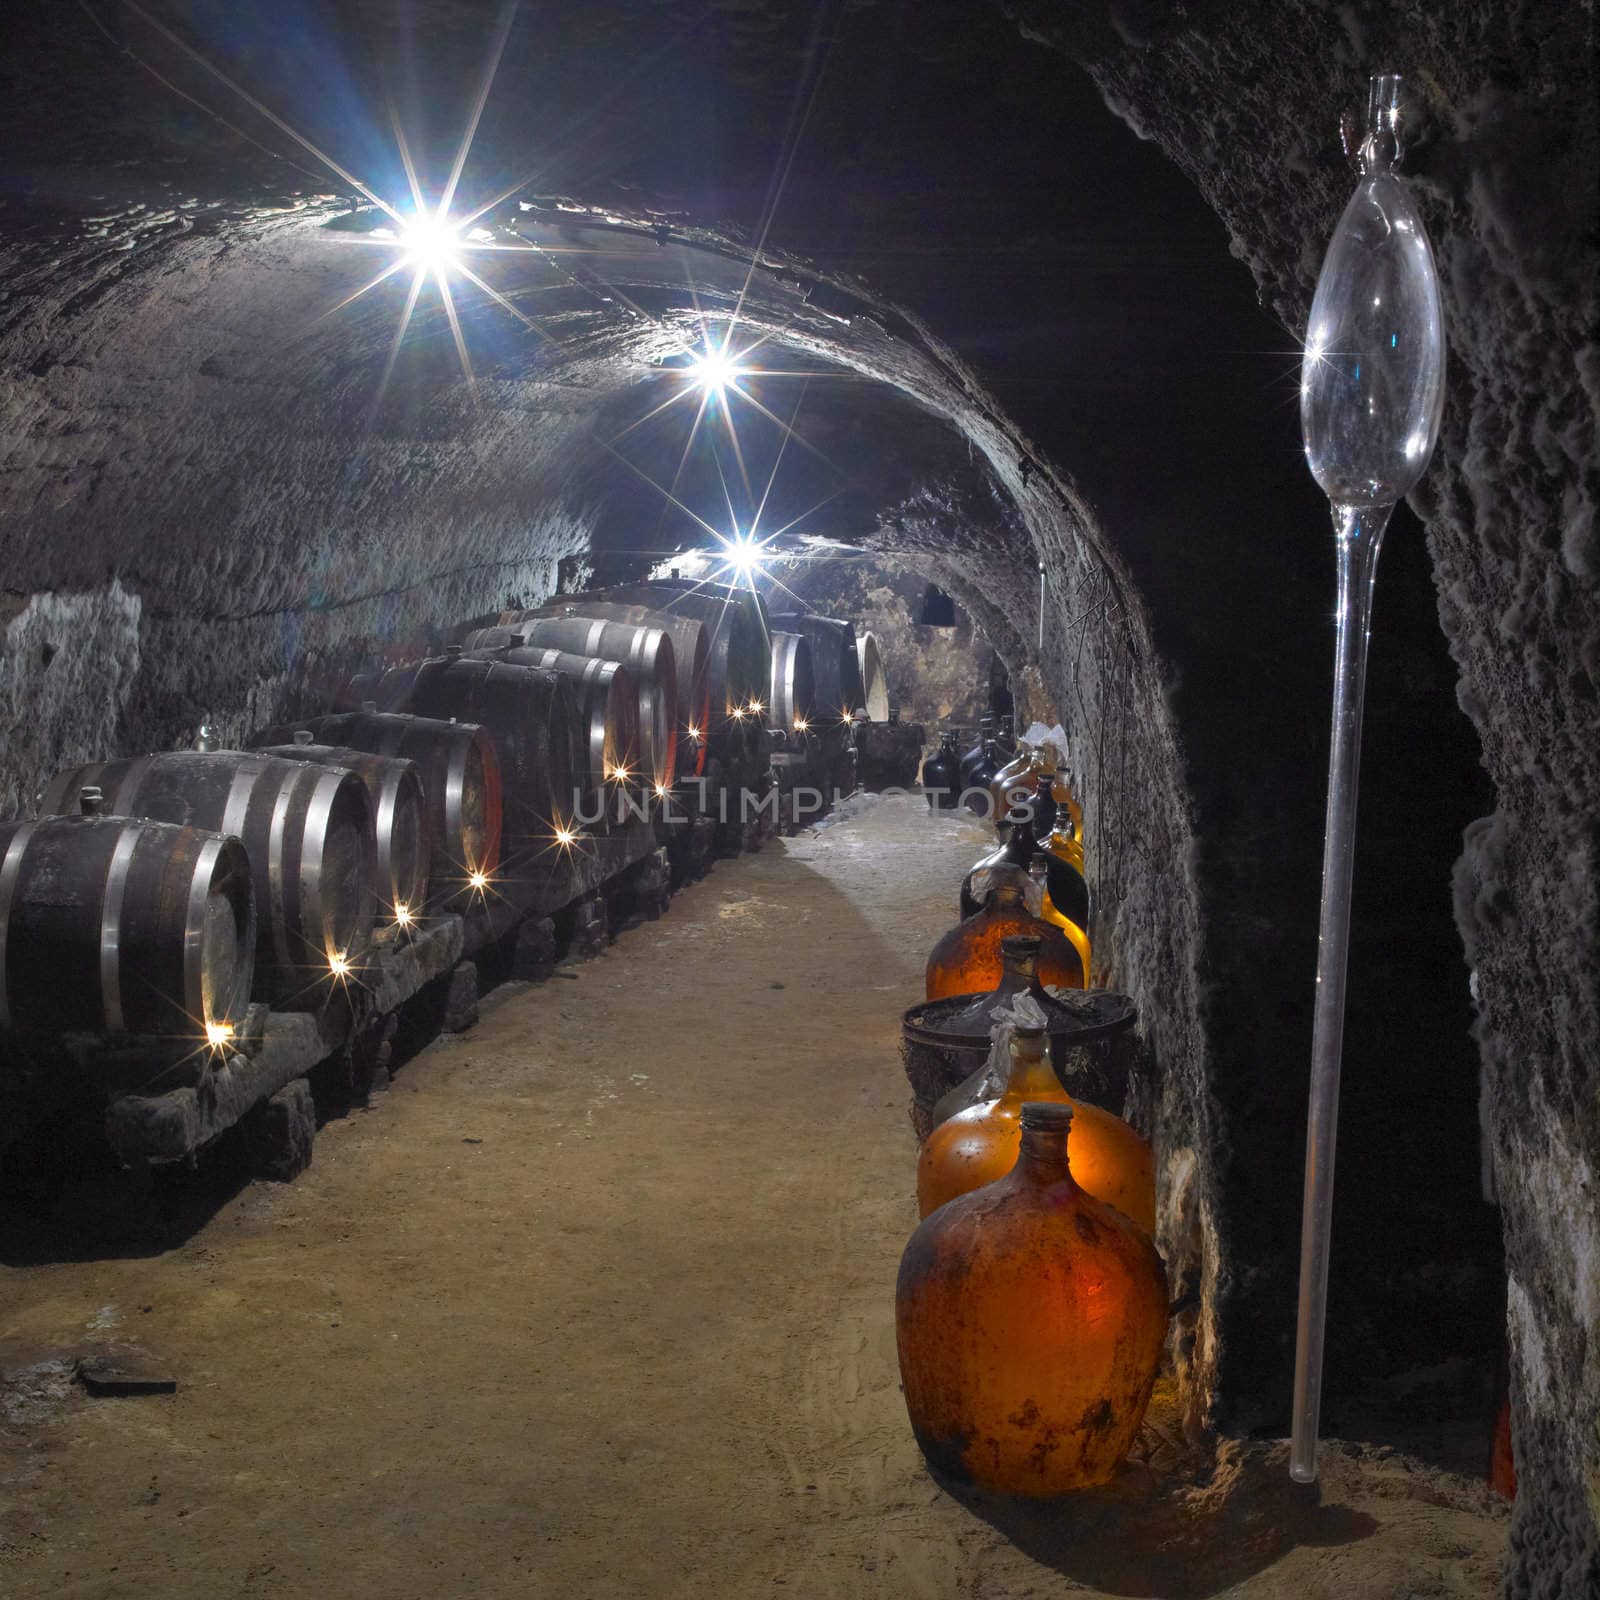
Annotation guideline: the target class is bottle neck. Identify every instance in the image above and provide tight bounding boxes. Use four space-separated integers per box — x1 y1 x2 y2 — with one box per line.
1359 73 1403 175
1015 1122 1077 1187
1000 946 1038 987
1002 827 1033 866
1004 1041 1061 1101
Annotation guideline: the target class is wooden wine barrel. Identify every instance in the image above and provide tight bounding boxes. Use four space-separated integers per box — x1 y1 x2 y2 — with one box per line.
506 601 712 779
769 630 818 734
251 711 501 898
588 581 770 767
0 808 254 1042
856 630 889 721
459 641 640 803
41 753 374 1009
255 736 430 922
377 655 588 851
770 613 866 727
485 616 677 789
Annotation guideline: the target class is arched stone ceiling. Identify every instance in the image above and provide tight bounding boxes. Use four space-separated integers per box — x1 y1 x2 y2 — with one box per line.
2 100 1213 1388
9 4 1568 1555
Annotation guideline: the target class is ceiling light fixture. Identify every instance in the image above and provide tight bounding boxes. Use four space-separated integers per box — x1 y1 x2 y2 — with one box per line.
714 530 774 583
688 346 746 394
399 208 462 273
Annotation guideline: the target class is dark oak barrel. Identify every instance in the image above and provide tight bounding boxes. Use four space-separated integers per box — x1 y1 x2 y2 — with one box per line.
587 581 770 769
376 655 588 853
507 601 712 779
41 753 373 1010
483 615 677 789
769 613 866 727
255 737 430 923
769 629 818 734
250 711 501 902
458 640 641 805
0 810 254 1042
856 630 889 721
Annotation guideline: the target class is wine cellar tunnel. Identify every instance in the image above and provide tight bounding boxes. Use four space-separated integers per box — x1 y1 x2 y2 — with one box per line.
1 3 1594 1597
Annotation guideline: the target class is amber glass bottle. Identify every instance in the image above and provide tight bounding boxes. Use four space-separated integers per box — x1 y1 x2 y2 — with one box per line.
988 744 1049 833
897 1100 1169 1496
917 1024 1156 1232
1025 768 1057 847
958 824 1034 921
1041 774 1092 983
926 880 1084 1000
1057 769 1085 843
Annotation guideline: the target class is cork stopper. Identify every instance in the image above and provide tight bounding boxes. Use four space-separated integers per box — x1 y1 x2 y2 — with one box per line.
1010 1022 1047 1061
293 730 314 746
361 701 378 714
78 786 106 817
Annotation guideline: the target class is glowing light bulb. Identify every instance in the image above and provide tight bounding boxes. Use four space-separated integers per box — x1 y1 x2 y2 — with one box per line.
394 903 414 928
654 781 669 799
205 1021 234 1049
329 952 351 978
400 209 460 272
607 765 631 784
715 531 771 581
731 706 747 721
554 826 577 847
689 347 744 392
688 725 702 741
469 870 489 892
794 717 809 733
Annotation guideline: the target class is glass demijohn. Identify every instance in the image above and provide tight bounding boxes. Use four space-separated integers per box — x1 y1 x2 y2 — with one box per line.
897 1100 1169 1495
1290 73 1446 1485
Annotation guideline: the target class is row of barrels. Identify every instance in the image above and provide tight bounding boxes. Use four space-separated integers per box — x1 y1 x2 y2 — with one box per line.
0 577 886 1067
1 710 499 1042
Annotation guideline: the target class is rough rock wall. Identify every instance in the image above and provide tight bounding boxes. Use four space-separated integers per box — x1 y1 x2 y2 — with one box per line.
999 1 1599 1588
767 550 1004 741
0 201 597 812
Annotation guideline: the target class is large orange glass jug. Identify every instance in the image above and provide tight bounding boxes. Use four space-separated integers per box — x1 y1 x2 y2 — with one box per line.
917 1024 1156 1232
925 879 1085 1000
897 1101 1169 1495
1041 773 1093 982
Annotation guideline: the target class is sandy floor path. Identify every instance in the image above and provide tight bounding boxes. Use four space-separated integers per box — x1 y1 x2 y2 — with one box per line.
0 796 1506 1599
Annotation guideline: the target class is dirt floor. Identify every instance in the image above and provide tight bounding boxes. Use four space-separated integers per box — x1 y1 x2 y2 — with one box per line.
1 795 1509 1599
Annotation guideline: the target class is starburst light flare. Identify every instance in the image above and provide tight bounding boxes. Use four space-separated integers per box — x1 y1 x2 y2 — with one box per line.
399 210 462 273
688 345 748 394
714 530 776 584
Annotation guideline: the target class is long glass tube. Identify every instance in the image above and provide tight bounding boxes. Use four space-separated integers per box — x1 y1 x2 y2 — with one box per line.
1289 499 1392 1482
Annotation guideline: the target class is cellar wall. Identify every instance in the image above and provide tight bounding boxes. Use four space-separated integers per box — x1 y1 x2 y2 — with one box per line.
999 0 1600 1586
5 8 1583 1577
